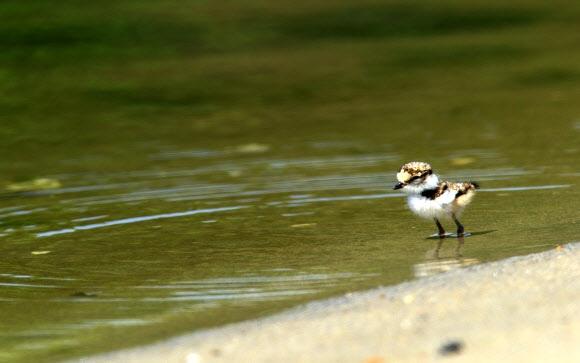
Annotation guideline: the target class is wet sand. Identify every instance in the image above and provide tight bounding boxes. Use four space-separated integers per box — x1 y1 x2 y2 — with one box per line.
73 242 580 363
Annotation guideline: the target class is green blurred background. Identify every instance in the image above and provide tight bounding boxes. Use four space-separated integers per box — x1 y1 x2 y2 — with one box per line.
2 0 580 178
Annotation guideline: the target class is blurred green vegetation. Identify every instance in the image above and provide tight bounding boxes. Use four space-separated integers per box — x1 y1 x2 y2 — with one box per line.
2 0 580 178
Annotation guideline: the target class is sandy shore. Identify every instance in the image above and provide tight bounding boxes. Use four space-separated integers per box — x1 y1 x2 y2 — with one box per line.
73 242 580 363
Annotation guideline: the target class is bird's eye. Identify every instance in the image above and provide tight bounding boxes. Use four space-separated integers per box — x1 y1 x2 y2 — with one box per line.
409 176 420 182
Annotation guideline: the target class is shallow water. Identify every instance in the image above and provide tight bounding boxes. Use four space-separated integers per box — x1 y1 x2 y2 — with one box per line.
2 1 580 361
1 141 578 362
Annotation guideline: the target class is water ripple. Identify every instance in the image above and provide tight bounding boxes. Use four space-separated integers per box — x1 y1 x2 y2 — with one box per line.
36 206 247 237
136 272 374 303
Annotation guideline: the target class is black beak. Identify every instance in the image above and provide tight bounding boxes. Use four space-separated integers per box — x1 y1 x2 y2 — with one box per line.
393 182 404 190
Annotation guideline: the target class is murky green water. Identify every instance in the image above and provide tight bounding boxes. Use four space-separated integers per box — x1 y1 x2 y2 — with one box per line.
1 0 580 362
1 145 578 362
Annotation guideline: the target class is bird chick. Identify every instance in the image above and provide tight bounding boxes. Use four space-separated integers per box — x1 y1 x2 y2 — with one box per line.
393 161 479 237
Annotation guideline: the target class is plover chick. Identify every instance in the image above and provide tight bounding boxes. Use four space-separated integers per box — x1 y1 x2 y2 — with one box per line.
393 162 479 237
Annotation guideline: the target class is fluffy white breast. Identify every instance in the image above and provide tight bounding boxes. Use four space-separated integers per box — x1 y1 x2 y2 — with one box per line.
407 195 452 220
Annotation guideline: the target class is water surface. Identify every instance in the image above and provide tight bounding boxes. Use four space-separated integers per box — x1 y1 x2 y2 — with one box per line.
1 0 580 362
1 142 578 362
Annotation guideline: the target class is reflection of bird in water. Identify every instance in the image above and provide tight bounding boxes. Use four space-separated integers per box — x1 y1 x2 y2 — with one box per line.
414 237 479 278
414 256 480 278
393 161 479 238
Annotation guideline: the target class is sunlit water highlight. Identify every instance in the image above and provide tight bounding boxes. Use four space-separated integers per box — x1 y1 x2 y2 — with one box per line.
36 206 247 237
33 182 569 238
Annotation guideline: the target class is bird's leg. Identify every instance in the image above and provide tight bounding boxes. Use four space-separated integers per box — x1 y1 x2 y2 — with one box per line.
434 218 446 238
452 214 464 237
